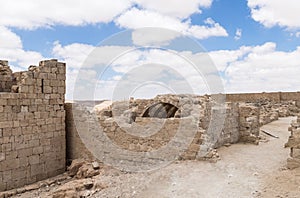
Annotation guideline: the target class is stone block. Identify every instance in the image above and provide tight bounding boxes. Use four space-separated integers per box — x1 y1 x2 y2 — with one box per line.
30 163 45 177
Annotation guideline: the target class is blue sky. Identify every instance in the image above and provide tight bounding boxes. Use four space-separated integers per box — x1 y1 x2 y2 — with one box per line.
1 0 300 100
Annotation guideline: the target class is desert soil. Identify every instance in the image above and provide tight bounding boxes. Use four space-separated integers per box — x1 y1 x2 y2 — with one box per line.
11 117 300 198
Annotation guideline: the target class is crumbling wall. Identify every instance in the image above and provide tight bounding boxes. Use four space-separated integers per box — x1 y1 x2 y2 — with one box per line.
0 59 66 191
226 91 300 106
226 92 281 103
0 60 13 92
285 115 300 169
258 100 298 126
98 95 245 160
213 102 240 147
66 95 260 163
238 104 260 144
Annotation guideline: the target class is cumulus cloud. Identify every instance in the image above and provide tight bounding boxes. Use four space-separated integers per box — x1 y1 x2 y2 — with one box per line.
0 0 228 77
133 0 212 19
0 26 44 70
51 41 300 99
52 42 135 69
0 26 22 49
115 8 228 40
248 0 300 29
0 0 215 30
52 42 224 100
187 18 228 39
0 0 132 29
131 28 181 46
211 42 300 93
52 41 95 69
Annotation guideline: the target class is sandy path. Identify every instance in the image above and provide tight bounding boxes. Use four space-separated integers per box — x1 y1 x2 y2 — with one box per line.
129 117 296 198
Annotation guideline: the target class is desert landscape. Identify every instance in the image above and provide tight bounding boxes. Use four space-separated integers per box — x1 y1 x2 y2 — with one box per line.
1 1 300 198
0 59 300 197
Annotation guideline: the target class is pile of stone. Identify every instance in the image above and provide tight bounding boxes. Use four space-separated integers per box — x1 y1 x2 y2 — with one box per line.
251 99 299 126
238 104 260 144
51 159 105 198
0 60 13 92
285 115 300 169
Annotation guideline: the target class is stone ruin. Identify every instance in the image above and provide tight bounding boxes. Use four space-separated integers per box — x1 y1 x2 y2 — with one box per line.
286 115 300 169
254 99 299 126
66 94 261 169
0 60 66 191
0 58 300 192
66 94 299 166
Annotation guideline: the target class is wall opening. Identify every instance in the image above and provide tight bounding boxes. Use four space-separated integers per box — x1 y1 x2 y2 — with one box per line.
142 102 178 118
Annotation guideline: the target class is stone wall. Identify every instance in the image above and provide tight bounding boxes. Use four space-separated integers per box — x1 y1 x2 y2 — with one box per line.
0 60 66 191
226 92 282 103
226 92 300 106
258 100 298 126
0 60 13 92
65 102 94 163
66 95 260 163
285 115 300 169
63 92 299 168
238 104 260 144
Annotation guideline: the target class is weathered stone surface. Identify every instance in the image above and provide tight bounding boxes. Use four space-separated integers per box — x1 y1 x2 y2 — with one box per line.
286 115 300 169
68 95 262 164
68 159 86 177
51 178 107 198
92 161 100 170
0 59 66 191
68 159 100 179
287 157 300 169
75 163 100 179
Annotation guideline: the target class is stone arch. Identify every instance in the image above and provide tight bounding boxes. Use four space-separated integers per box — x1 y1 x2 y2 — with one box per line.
142 102 179 118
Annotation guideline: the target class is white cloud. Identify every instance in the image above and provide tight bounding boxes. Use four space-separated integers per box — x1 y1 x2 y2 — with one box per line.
52 42 135 70
0 0 216 30
132 28 181 46
133 0 212 19
296 32 300 37
0 26 44 70
52 41 95 69
116 8 189 31
53 41 300 100
248 0 300 29
0 0 132 29
115 8 228 40
208 47 251 71
0 26 22 49
211 42 300 93
53 43 212 99
234 28 242 40
187 18 228 39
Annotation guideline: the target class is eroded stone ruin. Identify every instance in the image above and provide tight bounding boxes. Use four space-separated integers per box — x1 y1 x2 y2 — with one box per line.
0 59 300 193
0 60 66 191
286 115 300 169
66 92 299 166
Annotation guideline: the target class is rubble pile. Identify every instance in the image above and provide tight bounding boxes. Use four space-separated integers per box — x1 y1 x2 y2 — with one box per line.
251 99 299 126
285 115 300 169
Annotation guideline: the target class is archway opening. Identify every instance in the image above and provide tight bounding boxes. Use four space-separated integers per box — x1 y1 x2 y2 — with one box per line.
142 102 178 118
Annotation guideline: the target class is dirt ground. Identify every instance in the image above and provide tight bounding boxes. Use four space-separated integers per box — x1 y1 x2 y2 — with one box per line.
10 117 300 198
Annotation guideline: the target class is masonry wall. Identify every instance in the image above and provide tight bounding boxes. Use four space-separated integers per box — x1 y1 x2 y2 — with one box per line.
0 60 66 191
226 92 300 104
66 95 260 162
285 115 300 169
